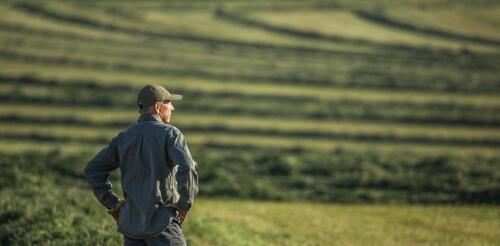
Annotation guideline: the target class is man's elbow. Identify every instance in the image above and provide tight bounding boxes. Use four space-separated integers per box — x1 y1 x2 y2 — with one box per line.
83 162 93 182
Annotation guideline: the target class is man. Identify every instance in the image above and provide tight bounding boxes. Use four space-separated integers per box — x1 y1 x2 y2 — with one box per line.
84 84 198 246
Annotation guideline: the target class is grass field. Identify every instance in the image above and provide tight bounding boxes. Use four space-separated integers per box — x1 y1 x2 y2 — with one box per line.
1 0 499 245
1 151 499 245
188 200 500 246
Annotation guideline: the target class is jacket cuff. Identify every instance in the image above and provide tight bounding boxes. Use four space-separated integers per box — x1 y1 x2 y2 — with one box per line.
176 199 192 213
93 188 120 209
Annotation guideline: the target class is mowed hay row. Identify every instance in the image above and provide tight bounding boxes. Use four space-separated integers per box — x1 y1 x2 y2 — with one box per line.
3 38 500 93
3 3 500 71
3 103 500 140
4 1 357 52
364 6 500 43
2 81 500 129
13 119 497 149
4 20 496 70
221 8 500 51
2 107 500 163
0 64 499 113
2 59 500 107
2 24 500 93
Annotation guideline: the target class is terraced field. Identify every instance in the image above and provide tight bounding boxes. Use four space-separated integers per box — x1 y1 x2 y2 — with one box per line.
1 0 500 245
2 0 500 154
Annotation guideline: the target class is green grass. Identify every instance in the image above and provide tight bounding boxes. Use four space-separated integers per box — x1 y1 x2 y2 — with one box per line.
5 1 367 52
188 200 500 246
3 59 500 106
385 6 500 40
0 140 100 154
3 104 500 140
1 0 500 244
4 36 500 93
1 151 499 245
3 80 500 130
249 10 497 51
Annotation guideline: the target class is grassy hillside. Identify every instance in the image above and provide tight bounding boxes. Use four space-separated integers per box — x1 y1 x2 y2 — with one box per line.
0 0 499 244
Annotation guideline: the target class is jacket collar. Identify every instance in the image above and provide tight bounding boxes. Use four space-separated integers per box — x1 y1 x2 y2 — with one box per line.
137 114 162 123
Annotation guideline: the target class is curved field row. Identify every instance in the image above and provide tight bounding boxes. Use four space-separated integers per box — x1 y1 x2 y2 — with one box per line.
2 82 500 127
13 1 499 58
0 139 100 154
4 94 499 127
2 74 500 107
1 128 499 157
3 115 500 148
355 10 500 47
216 8 499 52
3 10 499 70
2 104 500 142
3 30 500 90
3 30 498 81
0 20 375 63
79 0 498 12
2 46 499 93
7 1 500 72
7 2 372 55
4 21 496 69
2 103 499 135
1 65 499 108
384 6 500 40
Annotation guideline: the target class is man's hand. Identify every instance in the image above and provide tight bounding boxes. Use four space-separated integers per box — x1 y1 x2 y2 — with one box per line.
107 200 126 224
164 204 187 225
177 209 187 225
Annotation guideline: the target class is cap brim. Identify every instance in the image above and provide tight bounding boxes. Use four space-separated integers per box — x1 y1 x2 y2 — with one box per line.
167 94 183 101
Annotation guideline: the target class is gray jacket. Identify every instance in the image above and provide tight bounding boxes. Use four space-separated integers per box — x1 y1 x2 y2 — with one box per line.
84 114 198 239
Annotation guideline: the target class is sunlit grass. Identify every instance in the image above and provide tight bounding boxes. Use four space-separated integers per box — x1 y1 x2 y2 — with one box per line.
1 130 499 157
3 1 364 52
385 5 500 40
0 140 100 154
250 9 497 52
186 199 500 246
1 106 500 141
2 60 500 108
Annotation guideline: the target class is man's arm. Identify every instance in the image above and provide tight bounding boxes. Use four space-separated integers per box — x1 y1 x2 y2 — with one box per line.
84 137 121 209
167 128 199 216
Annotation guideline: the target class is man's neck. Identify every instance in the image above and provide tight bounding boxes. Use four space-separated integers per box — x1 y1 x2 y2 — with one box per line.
137 114 162 123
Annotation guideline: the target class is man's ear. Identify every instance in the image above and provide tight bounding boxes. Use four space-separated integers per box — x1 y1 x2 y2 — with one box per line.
154 102 162 114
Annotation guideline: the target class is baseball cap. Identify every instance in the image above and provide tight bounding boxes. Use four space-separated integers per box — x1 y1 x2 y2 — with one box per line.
137 84 182 109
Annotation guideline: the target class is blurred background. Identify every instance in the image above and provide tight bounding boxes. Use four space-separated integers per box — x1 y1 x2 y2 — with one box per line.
0 0 499 245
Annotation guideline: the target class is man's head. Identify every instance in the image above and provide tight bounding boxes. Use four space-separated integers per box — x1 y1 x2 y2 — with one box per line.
137 84 182 123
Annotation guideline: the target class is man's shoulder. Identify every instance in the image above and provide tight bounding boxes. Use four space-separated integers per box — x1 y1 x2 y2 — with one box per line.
154 122 181 134
162 124 183 137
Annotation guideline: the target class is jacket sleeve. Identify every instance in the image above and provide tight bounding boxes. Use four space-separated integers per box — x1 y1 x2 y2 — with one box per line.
167 128 198 213
84 137 121 209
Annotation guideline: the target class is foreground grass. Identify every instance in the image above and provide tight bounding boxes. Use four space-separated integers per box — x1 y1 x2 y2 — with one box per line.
187 199 500 246
3 189 499 245
1 151 499 245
